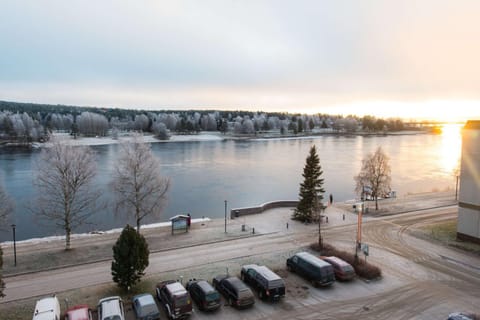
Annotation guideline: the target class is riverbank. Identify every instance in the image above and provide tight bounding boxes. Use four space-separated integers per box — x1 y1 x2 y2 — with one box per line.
0 190 457 277
2 128 427 149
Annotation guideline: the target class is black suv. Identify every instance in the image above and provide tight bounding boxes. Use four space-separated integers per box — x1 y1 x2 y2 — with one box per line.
212 275 255 309
155 280 192 319
240 264 286 301
185 279 221 311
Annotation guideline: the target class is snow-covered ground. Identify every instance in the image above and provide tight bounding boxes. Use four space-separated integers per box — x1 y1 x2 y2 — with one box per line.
1 217 210 246
41 131 225 147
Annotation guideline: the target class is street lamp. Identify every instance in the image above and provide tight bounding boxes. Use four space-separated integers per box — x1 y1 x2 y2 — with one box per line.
224 200 227 233
11 224 16 267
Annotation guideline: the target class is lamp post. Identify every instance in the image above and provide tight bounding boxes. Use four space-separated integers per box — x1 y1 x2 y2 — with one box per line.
224 200 227 233
455 175 459 201
11 224 16 267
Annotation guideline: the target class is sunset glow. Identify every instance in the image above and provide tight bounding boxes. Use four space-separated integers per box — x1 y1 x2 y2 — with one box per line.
1 1 480 120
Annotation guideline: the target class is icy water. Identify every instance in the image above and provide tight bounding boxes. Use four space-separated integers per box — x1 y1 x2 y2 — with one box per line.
0 130 461 241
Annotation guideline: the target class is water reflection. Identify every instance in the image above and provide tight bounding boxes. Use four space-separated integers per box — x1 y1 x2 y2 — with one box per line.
0 134 463 241
439 123 462 175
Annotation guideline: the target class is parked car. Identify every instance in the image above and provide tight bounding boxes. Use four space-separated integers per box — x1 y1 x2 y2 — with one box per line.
156 280 192 319
320 256 356 281
448 312 477 320
32 295 61 320
64 305 93 320
97 296 125 320
132 293 161 320
240 264 286 301
286 251 335 287
186 279 221 311
212 275 255 309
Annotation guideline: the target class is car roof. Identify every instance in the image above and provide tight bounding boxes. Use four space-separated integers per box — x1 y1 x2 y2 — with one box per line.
243 264 282 281
296 252 331 268
324 256 351 267
165 282 188 295
33 297 58 320
133 294 155 306
195 280 215 293
98 296 122 318
66 305 90 320
225 276 249 291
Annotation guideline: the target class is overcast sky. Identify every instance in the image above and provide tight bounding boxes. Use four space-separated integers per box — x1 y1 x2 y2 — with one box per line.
1 1 479 120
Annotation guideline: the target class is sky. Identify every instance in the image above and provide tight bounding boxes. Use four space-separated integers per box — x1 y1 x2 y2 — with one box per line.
1 1 479 121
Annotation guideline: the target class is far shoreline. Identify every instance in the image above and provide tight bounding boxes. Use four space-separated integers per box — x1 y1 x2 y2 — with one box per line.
0 129 427 149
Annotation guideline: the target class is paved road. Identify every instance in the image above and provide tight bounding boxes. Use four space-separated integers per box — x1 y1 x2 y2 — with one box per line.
3 205 480 319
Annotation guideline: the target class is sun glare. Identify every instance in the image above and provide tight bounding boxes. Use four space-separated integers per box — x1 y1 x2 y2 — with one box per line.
439 123 462 175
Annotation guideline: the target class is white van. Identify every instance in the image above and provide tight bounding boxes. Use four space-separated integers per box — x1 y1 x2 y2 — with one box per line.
32 295 61 320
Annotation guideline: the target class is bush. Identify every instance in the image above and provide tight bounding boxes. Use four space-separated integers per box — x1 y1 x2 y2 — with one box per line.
309 242 382 280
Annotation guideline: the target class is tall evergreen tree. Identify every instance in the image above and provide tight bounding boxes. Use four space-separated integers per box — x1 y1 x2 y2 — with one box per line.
111 225 149 291
293 145 325 223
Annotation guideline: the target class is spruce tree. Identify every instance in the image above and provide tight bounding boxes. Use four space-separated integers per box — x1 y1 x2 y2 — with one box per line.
111 225 149 291
293 145 325 222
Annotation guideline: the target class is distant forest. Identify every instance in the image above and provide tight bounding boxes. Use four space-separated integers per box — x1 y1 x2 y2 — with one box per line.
0 100 411 144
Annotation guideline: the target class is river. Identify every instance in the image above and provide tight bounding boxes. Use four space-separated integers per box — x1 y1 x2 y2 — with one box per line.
0 127 462 242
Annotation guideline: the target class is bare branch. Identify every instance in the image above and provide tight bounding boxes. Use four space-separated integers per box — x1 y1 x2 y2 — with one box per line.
32 140 102 250
111 134 170 232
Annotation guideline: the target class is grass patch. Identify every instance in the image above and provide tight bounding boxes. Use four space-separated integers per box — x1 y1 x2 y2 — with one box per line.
418 221 480 254
310 243 382 280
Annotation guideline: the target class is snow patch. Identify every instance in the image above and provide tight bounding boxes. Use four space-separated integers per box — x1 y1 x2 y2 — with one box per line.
0 218 211 246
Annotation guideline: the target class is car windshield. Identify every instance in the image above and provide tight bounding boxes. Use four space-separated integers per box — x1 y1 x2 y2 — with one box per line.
174 294 189 306
205 292 220 302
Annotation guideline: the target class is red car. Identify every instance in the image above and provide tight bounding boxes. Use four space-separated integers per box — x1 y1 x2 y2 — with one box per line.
65 305 93 320
320 256 356 281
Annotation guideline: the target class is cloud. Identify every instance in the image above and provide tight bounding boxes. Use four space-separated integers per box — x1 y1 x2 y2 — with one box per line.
0 0 480 119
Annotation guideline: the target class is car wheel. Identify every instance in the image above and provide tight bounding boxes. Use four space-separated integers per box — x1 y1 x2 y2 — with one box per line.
287 264 293 272
241 273 245 281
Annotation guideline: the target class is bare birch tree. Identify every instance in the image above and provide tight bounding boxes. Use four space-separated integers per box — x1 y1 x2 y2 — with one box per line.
354 147 391 210
111 135 170 233
33 141 101 250
0 181 13 225
0 180 13 298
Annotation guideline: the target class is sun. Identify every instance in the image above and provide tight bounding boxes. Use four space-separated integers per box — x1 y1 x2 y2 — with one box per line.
439 123 462 175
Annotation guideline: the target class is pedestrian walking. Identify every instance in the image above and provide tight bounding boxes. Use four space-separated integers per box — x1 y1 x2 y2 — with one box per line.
329 193 333 205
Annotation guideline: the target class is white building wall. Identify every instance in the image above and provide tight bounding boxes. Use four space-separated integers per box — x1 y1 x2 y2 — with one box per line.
458 120 480 242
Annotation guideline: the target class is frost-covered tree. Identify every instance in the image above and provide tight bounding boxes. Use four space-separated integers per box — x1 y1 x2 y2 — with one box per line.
134 114 149 132
111 225 149 291
0 180 13 226
77 111 109 136
0 179 13 298
355 147 391 210
152 122 170 140
32 141 102 250
111 135 170 232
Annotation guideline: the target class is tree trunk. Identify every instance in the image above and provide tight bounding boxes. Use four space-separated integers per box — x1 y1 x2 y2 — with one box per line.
136 217 141 234
65 228 71 250
318 208 323 249
375 196 379 211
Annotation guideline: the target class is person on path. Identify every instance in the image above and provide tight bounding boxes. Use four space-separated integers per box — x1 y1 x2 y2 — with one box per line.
329 194 333 205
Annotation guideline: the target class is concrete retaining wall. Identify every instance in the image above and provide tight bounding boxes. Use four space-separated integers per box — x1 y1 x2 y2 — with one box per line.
230 200 298 218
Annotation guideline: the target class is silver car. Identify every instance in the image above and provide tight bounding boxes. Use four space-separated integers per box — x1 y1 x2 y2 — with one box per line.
132 293 161 320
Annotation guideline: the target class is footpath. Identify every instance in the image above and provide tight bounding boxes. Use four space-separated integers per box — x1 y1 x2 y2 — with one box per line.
0 190 457 277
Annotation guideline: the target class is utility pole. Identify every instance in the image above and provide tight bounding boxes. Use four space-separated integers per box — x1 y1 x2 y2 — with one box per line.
11 224 16 267
224 200 227 233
